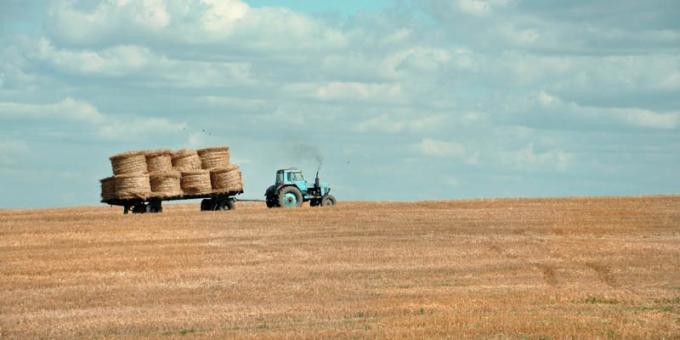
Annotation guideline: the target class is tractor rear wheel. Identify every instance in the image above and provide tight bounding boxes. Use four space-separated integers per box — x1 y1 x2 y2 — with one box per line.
321 195 336 207
278 186 303 208
266 198 278 208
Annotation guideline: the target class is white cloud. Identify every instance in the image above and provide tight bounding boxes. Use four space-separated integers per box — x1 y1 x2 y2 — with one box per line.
200 0 249 33
30 38 255 86
354 114 447 133
0 98 186 141
415 138 466 158
47 0 347 52
455 0 513 16
35 39 152 77
535 91 679 130
314 82 403 102
502 143 571 171
0 97 106 125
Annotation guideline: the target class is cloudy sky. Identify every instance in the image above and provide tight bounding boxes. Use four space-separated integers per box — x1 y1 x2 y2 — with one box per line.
1 0 679 208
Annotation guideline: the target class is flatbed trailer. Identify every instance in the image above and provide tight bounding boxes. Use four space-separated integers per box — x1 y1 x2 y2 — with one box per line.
103 190 243 214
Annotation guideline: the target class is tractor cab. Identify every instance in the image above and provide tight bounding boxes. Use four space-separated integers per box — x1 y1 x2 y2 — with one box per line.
266 168 335 208
276 169 308 192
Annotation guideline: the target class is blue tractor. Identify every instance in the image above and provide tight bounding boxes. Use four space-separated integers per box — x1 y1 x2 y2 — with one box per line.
265 168 336 208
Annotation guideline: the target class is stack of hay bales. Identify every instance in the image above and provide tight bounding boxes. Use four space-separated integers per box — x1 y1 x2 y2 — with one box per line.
196 146 244 194
147 150 182 198
100 146 244 201
107 151 151 200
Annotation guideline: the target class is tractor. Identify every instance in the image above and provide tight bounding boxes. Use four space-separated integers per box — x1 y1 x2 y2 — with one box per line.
265 168 336 208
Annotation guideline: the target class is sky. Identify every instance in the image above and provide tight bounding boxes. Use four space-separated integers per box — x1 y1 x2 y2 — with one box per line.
0 0 679 208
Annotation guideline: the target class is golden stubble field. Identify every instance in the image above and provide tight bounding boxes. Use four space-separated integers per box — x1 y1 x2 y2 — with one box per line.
1 196 679 338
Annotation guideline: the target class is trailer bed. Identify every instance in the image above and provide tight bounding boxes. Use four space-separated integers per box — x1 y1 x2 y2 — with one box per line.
102 190 244 214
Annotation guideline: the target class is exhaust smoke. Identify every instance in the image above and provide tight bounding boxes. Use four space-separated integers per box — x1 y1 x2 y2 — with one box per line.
288 144 324 173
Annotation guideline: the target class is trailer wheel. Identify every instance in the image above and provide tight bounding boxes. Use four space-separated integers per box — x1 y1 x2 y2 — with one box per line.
148 200 162 213
132 203 147 214
200 199 213 211
226 198 236 210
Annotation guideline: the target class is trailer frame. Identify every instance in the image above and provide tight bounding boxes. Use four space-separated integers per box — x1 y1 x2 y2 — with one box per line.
102 190 243 214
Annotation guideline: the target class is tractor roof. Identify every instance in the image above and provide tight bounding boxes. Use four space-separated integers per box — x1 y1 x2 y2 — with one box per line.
278 168 301 172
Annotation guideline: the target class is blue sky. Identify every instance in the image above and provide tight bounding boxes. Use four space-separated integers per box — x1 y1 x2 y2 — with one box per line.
0 0 679 208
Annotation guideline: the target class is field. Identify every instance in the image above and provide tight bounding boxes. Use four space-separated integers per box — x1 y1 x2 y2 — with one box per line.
1 196 679 338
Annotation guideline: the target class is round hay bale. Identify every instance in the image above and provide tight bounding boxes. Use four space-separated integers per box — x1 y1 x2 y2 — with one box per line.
149 171 182 198
181 170 212 195
100 177 116 201
197 146 230 169
172 149 201 171
210 165 242 192
114 174 151 199
146 149 173 173
110 151 148 175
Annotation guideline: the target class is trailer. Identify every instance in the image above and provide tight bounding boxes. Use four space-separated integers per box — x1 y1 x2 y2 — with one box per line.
103 190 243 214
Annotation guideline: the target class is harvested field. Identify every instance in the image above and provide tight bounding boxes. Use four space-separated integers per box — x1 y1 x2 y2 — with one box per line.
0 196 679 338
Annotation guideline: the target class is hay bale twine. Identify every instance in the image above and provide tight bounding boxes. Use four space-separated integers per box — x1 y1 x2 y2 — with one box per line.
172 149 201 171
149 171 182 198
114 174 151 199
100 177 116 201
146 149 173 173
197 146 230 169
181 170 212 195
110 151 148 175
210 165 242 192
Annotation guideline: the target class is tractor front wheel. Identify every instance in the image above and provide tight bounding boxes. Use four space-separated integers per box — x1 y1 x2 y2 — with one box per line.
321 195 336 207
278 186 303 208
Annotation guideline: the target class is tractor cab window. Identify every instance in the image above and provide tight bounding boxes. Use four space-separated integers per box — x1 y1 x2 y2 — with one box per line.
276 172 284 184
289 172 304 181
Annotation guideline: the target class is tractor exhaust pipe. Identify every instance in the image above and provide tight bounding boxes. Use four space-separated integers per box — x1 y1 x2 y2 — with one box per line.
315 170 320 188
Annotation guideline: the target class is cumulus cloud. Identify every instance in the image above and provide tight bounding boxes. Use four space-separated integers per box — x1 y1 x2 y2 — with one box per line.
0 98 186 141
415 138 466 158
501 143 572 171
455 0 514 16
46 0 347 52
534 91 679 130
314 82 403 102
355 113 447 133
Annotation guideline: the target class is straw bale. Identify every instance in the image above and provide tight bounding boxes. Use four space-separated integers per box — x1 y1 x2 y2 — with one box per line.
172 149 202 171
210 165 243 193
100 177 116 201
110 151 148 175
181 170 212 195
149 171 182 198
146 149 173 173
114 174 151 199
197 146 230 169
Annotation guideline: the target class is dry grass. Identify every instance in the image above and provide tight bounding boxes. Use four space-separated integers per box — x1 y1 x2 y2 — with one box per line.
0 196 679 338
